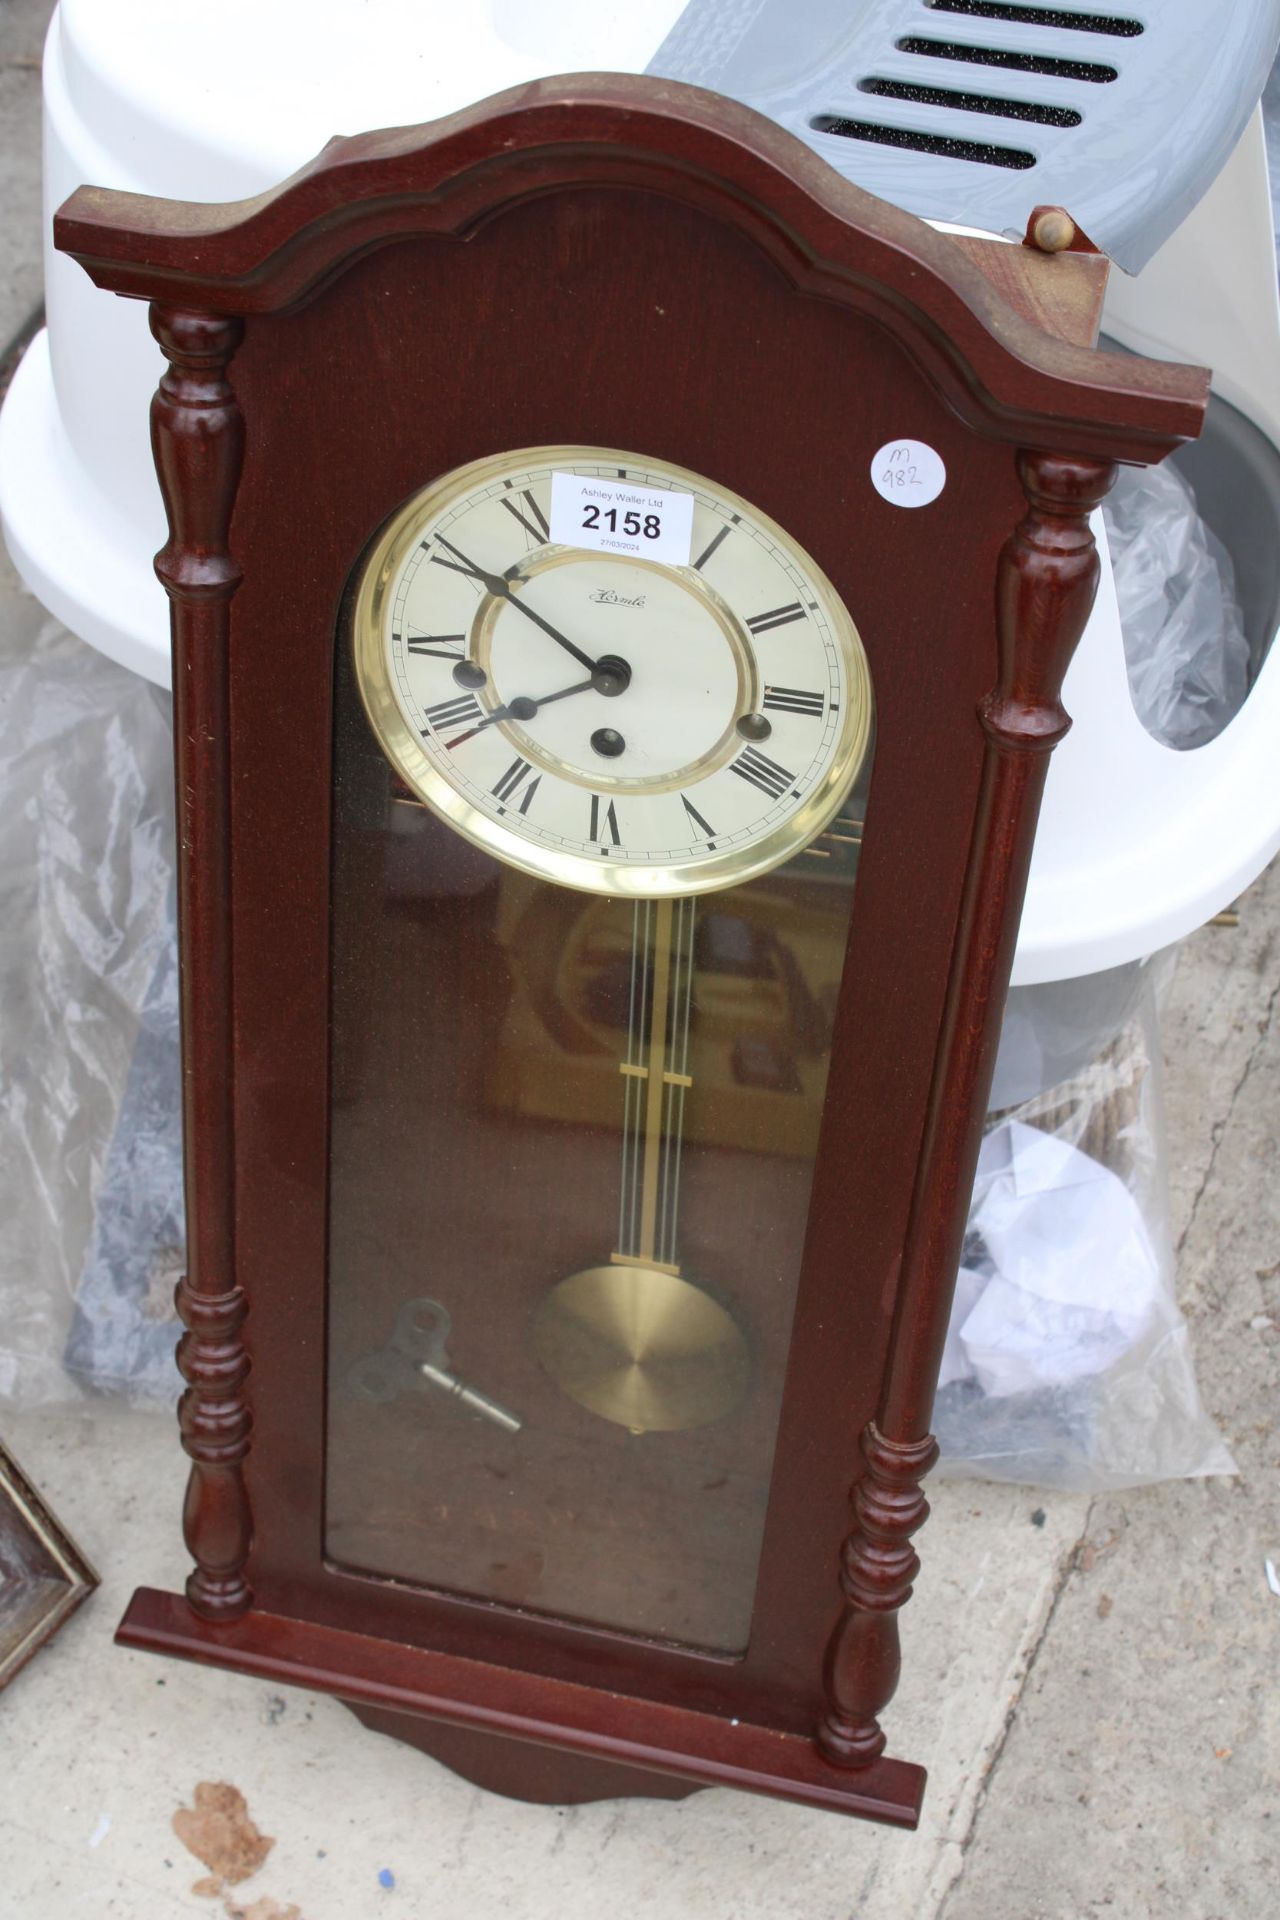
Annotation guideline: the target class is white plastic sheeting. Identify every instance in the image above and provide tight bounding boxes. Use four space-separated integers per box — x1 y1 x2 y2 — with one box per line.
1106 460 1249 750
0 596 175 1404
945 1122 1165 1401
937 1070 1235 1489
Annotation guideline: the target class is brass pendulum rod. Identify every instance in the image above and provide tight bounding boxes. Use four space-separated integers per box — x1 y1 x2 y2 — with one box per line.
801 807 864 862
615 897 694 1275
532 891 749 1434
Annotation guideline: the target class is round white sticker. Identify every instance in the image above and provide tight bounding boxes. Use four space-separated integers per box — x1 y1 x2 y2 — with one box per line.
870 439 946 509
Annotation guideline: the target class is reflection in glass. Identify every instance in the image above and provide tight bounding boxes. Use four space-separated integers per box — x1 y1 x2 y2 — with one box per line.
324 639 872 1654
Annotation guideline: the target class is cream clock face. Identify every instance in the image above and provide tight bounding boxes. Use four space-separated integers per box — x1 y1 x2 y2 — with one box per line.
352 447 871 896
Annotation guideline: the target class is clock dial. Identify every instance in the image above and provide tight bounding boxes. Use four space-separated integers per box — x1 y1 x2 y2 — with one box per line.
352 447 872 895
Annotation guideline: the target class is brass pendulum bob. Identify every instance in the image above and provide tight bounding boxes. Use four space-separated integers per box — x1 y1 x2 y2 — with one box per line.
533 896 750 1434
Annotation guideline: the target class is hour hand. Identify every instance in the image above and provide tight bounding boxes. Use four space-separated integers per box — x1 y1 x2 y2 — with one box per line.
444 675 597 748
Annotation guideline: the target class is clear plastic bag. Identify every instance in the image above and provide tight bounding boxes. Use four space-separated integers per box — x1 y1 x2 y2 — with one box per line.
935 954 1235 1489
1104 458 1250 748
1263 52 1280 261
62 878 183 1401
0 599 177 1404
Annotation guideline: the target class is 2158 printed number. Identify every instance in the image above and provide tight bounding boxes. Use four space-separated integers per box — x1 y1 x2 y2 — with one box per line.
582 505 663 538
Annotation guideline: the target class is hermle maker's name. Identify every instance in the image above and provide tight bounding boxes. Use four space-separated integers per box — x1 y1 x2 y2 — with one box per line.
589 588 646 607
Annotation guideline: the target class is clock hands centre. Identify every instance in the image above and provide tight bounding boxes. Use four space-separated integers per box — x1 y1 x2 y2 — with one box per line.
425 531 775 792
432 535 639 753
445 655 635 752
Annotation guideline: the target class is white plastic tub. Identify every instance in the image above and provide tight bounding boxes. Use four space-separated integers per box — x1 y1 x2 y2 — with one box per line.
4 0 1280 989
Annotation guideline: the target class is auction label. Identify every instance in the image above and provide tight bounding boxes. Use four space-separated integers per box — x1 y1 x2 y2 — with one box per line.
550 471 694 565
870 439 946 508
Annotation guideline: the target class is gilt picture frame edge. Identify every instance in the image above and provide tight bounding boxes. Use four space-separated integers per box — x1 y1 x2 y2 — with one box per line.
0 1439 99 1691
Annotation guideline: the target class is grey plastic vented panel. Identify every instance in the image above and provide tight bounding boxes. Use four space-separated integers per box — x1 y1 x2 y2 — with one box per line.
648 0 1280 270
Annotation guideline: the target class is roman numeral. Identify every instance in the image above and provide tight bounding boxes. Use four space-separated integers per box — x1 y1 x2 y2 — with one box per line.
730 746 795 801
422 693 484 742
762 685 825 717
590 793 622 847
404 632 466 659
692 524 731 572
493 756 538 807
680 793 716 844
500 489 551 545
746 603 806 635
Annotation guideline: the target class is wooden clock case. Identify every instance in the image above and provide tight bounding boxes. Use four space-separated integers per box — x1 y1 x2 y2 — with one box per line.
54 76 1206 1830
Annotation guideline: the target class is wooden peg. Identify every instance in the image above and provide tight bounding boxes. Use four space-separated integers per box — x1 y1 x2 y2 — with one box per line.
1031 207 1076 254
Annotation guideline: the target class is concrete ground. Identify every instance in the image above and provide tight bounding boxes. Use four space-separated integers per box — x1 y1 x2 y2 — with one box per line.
1 4 1277 1914
0 0 44 362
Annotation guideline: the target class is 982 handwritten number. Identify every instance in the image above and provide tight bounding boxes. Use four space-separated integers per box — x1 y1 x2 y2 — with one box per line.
582 505 663 539
870 437 946 509
880 460 918 490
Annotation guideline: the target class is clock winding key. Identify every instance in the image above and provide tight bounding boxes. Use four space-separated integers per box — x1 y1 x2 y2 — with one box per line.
349 1296 522 1433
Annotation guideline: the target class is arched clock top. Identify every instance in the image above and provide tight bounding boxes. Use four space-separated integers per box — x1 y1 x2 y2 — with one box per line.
54 75 1206 463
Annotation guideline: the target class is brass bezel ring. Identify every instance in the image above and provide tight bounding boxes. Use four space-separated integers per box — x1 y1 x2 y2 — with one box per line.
351 445 873 900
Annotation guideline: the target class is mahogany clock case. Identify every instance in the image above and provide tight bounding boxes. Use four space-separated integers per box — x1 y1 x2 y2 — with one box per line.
53 77 1207 1827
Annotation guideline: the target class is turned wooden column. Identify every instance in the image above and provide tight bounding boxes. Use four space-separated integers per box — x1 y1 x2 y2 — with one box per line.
150 306 252 1621
817 448 1116 1767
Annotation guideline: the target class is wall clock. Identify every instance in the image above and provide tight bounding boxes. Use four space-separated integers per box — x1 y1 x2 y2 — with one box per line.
54 76 1206 1829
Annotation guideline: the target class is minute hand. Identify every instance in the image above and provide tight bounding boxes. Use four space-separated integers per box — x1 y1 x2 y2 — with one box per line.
433 535 597 673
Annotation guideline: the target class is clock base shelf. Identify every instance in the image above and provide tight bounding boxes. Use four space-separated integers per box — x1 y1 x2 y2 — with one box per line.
116 1587 926 1827
349 1705 704 1806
